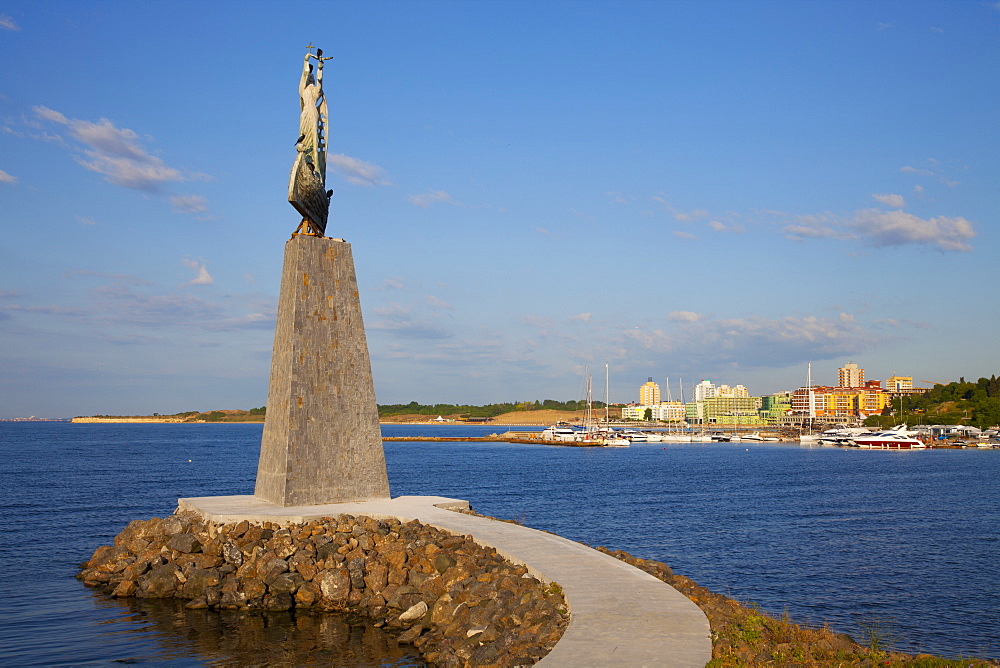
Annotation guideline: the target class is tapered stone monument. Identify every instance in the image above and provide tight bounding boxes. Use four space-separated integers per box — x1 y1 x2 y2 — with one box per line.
254 46 390 506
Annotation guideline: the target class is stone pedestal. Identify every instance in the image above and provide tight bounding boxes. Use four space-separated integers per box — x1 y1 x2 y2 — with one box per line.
254 234 390 506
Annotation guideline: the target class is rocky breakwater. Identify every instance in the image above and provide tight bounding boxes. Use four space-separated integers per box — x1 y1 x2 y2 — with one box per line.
78 513 568 666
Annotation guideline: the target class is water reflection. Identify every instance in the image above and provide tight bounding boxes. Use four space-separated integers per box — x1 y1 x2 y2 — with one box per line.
95 596 425 667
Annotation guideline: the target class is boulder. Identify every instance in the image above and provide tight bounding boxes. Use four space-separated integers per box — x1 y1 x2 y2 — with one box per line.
166 533 201 554
137 564 180 598
317 568 351 603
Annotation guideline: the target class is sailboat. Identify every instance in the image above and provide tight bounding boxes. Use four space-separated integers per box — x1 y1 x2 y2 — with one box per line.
799 362 820 443
660 376 691 442
601 363 630 446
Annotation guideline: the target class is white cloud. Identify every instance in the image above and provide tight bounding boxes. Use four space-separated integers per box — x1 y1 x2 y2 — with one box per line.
623 327 675 353
76 216 98 226
32 106 188 192
181 258 214 286
367 301 454 339
668 311 703 322
0 169 16 183
782 209 975 251
673 231 697 240
0 14 19 31
677 208 709 222
708 220 745 233
900 165 934 176
570 313 592 323
852 209 974 252
620 312 884 372
877 22 894 31
606 191 628 204
653 195 709 222
171 194 208 214
871 193 905 208
327 153 391 187
381 277 405 290
424 294 452 310
409 190 459 208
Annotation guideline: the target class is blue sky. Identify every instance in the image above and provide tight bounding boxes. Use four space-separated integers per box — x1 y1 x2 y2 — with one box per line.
1 1 997 417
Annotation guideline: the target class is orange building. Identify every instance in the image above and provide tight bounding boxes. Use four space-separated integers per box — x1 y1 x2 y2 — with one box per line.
792 380 887 418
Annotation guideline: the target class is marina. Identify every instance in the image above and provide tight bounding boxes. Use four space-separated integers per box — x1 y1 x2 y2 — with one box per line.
385 427 999 449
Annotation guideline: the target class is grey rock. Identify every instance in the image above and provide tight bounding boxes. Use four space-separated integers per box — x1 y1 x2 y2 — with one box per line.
399 600 428 623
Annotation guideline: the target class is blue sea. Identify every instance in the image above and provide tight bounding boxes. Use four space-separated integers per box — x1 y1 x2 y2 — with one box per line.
1 422 997 664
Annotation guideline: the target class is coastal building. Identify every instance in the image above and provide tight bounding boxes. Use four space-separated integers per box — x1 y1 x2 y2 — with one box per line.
883 375 926 397
838 362 864 388
702 395 763 424
715 384 749 398
685 395 764 425
652 401 686 422
621 404 651 421
885 376 914 391
791 380 887 419
692 380 716 402
622 402 685 422
760 391 793 423
639 378 660 405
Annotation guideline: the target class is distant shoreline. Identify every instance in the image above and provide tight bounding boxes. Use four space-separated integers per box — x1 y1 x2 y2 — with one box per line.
70 417 258 424
68 417 545 428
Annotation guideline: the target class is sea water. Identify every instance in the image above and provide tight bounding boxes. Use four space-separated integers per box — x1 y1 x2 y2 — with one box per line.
0 422 997 664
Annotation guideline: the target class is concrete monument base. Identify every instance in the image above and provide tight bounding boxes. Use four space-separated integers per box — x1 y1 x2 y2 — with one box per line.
254 234 390 506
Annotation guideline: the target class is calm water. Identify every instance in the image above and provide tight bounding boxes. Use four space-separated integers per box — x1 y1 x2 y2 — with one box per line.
1 422 997 663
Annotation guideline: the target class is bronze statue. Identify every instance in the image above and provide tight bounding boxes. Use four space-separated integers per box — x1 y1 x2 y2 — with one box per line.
289 46 333 236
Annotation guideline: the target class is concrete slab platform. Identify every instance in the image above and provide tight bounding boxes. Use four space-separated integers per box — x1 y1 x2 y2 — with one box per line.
177 494 712 667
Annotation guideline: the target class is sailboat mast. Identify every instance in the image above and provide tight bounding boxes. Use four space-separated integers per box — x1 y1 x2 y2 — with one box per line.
586 367 593 432
605 363 610 425
807 362 815 419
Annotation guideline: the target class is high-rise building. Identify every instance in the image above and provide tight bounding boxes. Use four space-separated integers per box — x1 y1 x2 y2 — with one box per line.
693 380 717 402
639 378 660 405
838 362 864 387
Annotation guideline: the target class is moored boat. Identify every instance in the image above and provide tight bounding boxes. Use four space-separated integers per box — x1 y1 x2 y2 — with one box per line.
851 425 927 450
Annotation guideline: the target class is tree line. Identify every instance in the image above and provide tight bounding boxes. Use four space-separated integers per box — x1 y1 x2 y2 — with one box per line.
864 375 1000 429
377 399 605 419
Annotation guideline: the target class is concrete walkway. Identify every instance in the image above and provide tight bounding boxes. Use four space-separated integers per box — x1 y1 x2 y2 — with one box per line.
178 494 712 667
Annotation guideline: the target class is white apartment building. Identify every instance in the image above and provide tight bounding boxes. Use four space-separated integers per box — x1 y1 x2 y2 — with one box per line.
693 380 716 402
653 401 686 422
